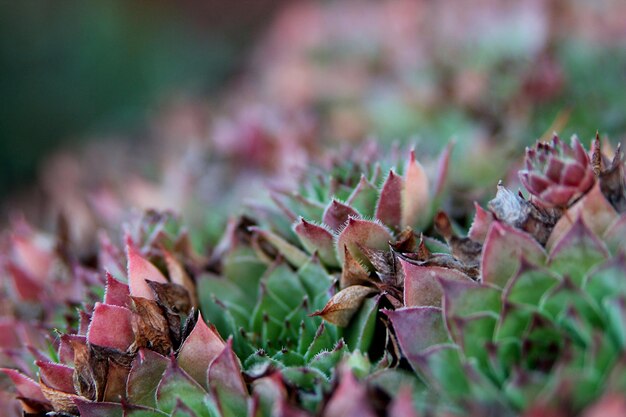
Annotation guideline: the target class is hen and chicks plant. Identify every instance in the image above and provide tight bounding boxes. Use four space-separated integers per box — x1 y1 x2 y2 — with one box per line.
1 133 625 417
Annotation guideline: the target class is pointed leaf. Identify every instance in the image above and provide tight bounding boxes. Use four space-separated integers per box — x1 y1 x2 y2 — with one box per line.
549 216 609 286
335 218 393 267
376 170 403 230
127 237 168 300
413 345 470 400
402 150 430 228
585 254 626 304
503 260 559 306
440 277 501 318
5 262 43 301
323 369 377 417
127 349 170 408
468 202 494 244
604 214 626 254
177 314 225 389
402 259 473 307
293 218 339 267
0 368 49 404
547 183 618 250
88 303 134 351
104 272 130 308
322 199 361 232
311 285 376 327
481 221 546 288
385 307 448 357
156 362 207 415
36 361 75 394
208 340 248 417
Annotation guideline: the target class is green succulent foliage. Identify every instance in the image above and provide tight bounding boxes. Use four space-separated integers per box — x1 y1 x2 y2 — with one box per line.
197 244 378 410
390 216 626 415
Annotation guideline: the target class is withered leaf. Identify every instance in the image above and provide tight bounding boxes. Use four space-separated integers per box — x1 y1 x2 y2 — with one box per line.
339 245 372 289
71 338 95 401
163 249 198 308
40 382 81 415
356 243 395 276
130 296 173 356
311 285 377 327
146 280 192 315
390 228 418 253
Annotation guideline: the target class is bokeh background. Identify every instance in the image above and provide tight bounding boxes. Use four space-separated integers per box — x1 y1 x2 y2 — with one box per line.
0 0 285 199
2 0 626 238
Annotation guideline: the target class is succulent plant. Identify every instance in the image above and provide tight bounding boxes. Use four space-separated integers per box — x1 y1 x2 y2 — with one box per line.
1 134 625 417
519 134 596 208
0 235 253 417
387 136 626 416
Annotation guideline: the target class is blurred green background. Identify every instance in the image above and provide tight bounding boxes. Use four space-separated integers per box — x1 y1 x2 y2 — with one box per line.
0 0 283 200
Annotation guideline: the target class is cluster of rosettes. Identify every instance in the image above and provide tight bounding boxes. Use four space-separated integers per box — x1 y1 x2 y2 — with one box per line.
0 134 625 417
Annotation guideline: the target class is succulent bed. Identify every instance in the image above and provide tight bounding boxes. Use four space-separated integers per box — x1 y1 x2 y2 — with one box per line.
0 132 625 417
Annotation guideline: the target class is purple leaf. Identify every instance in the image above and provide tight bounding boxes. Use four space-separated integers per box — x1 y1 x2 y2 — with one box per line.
126 236 168 300
385 307 448 357
402 150 430 228
35 361 75 394
87 303 134 351
376 170 403 230
402 259 473 307
104 272 130 308
322 200 360 232
335 218 393 267
177 314 225 390
293 218 339 267
481 221 546 288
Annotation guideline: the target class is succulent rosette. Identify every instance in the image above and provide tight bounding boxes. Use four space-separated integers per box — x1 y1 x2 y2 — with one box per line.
519 135 596 207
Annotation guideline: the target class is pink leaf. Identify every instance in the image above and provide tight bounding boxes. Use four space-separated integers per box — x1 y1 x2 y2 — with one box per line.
322 200 360 232
384 307 448 357
11 234 52 281
177 313 225 390
293 218 339 267
35 361 75 394
376 170 403 230
467 202 494 244
323 368 377 417
103 272 130 308
434 141 454 199
547 183 618 250
402 150 430 228
0 368 49 404
481 222 546 288
87 303 134 351
5 263 43 301
126 236 168 300
402 259 473 307
335 218 393 267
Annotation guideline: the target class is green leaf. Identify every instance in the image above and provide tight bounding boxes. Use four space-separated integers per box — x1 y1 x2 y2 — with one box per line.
548 216 608 287
415 345 470 401
503 261 559 307
344 296 380 352
156 362 208 415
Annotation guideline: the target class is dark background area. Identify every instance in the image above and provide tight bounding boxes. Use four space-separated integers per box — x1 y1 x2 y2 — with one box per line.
0 0 285 200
